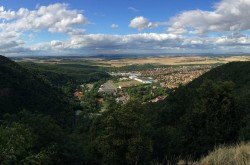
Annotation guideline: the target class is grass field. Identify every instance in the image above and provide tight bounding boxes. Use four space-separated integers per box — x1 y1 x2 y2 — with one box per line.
98 56 250 67
16 56 250 69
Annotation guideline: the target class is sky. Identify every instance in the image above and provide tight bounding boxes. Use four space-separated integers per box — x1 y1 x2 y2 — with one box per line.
1 0 250 56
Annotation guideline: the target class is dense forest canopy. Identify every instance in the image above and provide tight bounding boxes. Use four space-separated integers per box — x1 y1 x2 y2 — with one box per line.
0 56 249 164
20 62 110 94
0 56 75 124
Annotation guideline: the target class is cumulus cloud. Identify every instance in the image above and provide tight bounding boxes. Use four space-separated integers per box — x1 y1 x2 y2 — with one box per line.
168 0 250 34
29 33 181 52
0 6 16 20
1 0 250 56
30 32 250 55
129 16 151 30
0 3 87 55
0 3 87 35
111 24 119 29
69 33 180 49
4 33 250 55
129 16 167 30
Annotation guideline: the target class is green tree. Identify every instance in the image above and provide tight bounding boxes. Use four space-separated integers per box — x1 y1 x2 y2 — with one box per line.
0 123 34 164
95 102 152 164
181 80 240 158
239 115 250 141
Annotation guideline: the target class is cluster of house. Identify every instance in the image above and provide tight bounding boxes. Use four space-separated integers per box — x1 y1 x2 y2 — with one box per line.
132 65 212 88
109 72 141 77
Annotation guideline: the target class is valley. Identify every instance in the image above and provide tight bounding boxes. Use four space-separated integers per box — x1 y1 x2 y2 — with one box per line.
1 55 250 164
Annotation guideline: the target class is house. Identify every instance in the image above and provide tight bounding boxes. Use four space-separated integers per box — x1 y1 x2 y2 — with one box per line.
74 90 84 100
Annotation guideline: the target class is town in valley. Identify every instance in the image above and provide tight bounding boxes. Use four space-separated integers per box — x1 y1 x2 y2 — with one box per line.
16 55 249 111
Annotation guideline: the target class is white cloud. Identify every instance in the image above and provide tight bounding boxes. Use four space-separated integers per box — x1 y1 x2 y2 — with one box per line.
0 3 87 35
0 6 16 20
30 32 250 55
111 24 119 29
129 16 159 31
129 16 167 30
3 32 250 56
0 3 88 55
1 0 250 56
168 0 250 34
129 16 150 30
128 7 139 12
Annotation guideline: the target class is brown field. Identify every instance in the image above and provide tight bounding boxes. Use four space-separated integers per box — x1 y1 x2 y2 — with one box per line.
98 56 250 67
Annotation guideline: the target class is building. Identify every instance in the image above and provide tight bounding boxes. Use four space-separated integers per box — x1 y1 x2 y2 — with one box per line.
74 90 84 100
134 77 153 84
129 75 153 84
98 81 117 94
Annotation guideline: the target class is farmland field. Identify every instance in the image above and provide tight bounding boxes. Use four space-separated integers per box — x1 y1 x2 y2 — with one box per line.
97 56 250 67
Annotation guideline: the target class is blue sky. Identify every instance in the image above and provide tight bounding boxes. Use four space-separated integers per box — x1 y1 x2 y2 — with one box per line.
1 0 218 34
0 0 250 56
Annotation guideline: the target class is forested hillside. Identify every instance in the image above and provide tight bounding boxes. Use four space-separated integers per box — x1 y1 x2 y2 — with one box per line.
0 55 75 124
0 57 249 164
20 62 110 94
148 61 250 162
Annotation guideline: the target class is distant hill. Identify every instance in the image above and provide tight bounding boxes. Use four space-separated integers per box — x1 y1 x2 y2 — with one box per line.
0 55 74 123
